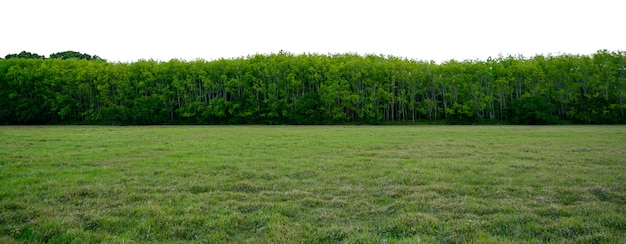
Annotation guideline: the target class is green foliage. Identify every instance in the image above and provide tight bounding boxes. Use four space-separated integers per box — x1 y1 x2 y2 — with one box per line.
98 105 129 125
4 51 44 59
507 96 559 124
49 51 103 60
0 50 624 124
446 102 479 124
290 92 323 124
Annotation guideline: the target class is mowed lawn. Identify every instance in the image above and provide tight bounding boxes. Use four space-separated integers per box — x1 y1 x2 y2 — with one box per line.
0 125 625 243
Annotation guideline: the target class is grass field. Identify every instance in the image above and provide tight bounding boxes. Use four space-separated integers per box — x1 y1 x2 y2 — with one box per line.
1 125 625 243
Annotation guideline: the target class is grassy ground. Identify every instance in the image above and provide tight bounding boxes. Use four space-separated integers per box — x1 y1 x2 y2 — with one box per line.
0 125 625 243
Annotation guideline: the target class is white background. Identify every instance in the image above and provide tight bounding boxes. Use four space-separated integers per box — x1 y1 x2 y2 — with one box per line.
1 0 624 62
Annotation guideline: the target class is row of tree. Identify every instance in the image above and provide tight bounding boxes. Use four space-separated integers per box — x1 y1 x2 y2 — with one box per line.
0 50 624 125
4 51 103 61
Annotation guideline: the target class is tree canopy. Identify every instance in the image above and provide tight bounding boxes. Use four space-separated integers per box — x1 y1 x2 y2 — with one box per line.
49 51 103 60
4 51 45 59
4 50 102 60
0 50 624 125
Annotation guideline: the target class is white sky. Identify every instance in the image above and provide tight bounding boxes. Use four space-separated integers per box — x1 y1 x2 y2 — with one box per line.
1 0 624 63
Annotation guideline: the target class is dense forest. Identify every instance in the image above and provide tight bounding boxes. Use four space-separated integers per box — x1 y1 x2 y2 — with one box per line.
0 50 624 125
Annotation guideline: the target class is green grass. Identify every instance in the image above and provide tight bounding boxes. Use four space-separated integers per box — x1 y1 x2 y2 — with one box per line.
1 125 625 243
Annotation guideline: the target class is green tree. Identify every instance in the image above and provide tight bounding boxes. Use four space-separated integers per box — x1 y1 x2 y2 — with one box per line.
49 50 103 60
5 51 45 59
1 50 625 125
507 96 558 124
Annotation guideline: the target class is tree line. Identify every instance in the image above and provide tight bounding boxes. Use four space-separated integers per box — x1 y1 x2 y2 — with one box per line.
4 51 103 61
0 50 624 125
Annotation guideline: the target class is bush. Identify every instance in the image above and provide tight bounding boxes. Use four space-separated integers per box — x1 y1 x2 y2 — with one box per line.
446 103 479 124
507 96 559 125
